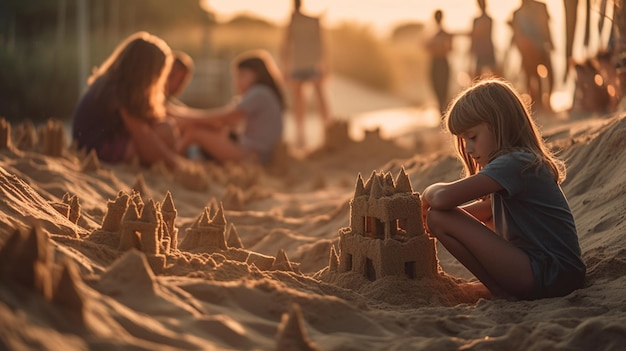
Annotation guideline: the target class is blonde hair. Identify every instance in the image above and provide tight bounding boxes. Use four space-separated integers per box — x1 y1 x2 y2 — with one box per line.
444 78 566 183
87 31 172 120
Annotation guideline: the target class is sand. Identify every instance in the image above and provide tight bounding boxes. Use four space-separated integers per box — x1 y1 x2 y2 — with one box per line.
2 109 626 351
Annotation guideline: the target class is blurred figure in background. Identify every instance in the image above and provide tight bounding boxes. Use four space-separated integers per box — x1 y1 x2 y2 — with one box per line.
426 9 453 115
72 31 180 169
510 0 555 112
166 51 194 107
281 0 331 149
170 50 285 165
469 0 498 78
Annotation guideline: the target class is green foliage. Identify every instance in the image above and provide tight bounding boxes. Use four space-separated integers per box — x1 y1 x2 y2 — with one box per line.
0 0 211 121
0 44 79 122
327 23 394 91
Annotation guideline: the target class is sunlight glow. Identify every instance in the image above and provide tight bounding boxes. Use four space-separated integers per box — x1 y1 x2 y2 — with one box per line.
537 64 549 79
608 85 616 97
551 91 572 112
594 74 604 86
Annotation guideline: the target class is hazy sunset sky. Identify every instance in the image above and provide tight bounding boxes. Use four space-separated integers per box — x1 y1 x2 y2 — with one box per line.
204 0 611 59
204 0 612 105
204 1 564 34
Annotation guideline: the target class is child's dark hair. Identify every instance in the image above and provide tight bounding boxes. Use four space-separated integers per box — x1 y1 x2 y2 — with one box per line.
235 50 285 109
444 78 566 183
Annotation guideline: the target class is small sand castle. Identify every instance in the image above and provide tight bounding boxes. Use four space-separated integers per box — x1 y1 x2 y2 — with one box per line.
51 192 82 225
12 120 38 151
38 119 67 157
91 190 179 273
323 119 351 152
0 224 86 321
328 168 439 281
174 162 210 192
179 202 228 251
92 189 299 275
81 149 100 172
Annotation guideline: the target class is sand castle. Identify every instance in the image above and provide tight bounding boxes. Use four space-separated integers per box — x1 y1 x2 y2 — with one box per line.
329 168 439 281
179 202 228 251
91 191 179 273
92 188 299 275
12 120 38 151
323 119 351 152
38 119 67 157
0 225 85 311
53 192 82 225
81 149 100 172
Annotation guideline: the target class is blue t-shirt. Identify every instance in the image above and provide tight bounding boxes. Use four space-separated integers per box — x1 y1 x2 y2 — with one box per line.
480 151 586 298
236 84 283 164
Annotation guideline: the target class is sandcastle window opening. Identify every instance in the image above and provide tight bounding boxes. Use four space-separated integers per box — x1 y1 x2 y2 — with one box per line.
365 257 376 281
346 254 353 271
365 216 384 239
405 261 416 279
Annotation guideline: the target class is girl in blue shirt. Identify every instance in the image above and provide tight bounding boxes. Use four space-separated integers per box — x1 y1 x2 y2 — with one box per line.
422 78 585 300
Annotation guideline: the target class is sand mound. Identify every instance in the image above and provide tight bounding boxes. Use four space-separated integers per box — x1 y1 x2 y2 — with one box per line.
2 114 626 349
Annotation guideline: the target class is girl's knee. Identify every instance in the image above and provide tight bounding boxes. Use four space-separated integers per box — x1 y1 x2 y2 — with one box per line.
425 209 449 236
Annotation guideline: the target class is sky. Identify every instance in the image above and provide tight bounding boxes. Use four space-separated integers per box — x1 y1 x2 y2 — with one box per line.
204 0 612 58
204 1 560 34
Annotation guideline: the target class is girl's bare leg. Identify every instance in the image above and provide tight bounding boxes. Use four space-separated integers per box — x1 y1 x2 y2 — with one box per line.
291 80 306 148
312 78 331 125
427 208 535 298
152 117 179 151
186 128 245 163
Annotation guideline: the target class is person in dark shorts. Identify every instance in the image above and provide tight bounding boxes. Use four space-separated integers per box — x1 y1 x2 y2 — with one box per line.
281 0 331 148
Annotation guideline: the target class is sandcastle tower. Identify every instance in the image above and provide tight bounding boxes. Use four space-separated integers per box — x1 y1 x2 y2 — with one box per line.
323 119 351 152
179 202 228 252
160 191 178 250
332 168 439 281
101 192 130 232
39 119 66 157
61 193 81 225
222 184 244 211
119 199 166 273
81 149 100 172
13 120 38 151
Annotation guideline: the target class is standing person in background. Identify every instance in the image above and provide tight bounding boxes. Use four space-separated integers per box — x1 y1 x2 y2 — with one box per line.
426 9 454 116
169 50 285 165
470 0 498 78
281 0 331 149
72 31 180 170
510 0 555 112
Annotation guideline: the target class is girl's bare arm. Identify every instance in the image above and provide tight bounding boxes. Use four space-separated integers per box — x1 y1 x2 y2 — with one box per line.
170 105 245 130
120 109 179 170
422 174 501 227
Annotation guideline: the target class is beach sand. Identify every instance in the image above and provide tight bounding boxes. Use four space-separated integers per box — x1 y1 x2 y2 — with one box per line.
2 106 626 350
